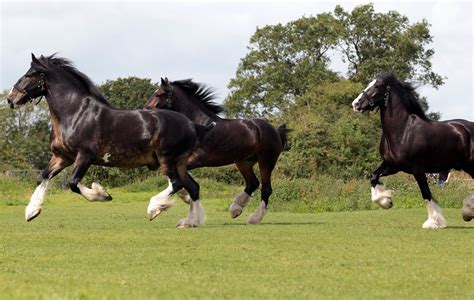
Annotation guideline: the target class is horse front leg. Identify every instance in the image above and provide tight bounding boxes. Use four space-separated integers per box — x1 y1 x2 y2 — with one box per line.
25 155 72 221
70 153 112 202
370 161 398 209
414 173 447 229
175 149 207 205
229 160 259 218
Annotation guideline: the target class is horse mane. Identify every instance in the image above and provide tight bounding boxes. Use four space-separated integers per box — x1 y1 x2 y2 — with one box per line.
378 72 431 122
40 54 110 106
171 79 223 115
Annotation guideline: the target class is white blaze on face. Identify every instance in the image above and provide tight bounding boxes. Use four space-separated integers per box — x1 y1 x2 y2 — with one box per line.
352 79 377 111
8 87 14 97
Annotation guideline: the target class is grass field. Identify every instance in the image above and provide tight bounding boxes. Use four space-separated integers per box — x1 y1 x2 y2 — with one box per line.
1 183 473 299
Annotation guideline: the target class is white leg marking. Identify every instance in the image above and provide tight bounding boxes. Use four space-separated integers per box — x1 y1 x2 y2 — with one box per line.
247 200 268 224
461 193 474 222
77 182 112 202
25 180 50 221
147 179 175 221
371 184 393 209
177 200 206 228
422 199 447 229
229 192 251 218
176 189 191 204
102 153 111 163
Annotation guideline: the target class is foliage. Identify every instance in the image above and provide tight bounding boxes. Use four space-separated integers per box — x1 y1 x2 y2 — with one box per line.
225 13 341 118
334 4 444 87
276 80 380 179
99 77 159 109
224 3 444 120
0 90 50 171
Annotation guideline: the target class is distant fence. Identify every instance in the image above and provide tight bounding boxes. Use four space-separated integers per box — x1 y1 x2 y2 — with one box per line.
3 169 69 189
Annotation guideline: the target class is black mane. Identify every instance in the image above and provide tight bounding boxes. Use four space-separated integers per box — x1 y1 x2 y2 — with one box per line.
171 79 223 115
378 72 430 122
40 54 110 105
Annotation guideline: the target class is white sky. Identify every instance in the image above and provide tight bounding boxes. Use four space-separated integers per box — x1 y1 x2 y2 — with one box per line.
1 0 473 120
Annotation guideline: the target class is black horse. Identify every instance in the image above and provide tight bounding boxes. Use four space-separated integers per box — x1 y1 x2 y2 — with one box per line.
352 72 474 228
6 54 211 227
144 78 289 224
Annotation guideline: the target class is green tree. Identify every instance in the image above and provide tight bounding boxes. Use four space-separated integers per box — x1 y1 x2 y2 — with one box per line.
334 3 444 87
280 81 380 179
0 90 50 171
100 77 159 109
225 13 342 118
225 3 444 120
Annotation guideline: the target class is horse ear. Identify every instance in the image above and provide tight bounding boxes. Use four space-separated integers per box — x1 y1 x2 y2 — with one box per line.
160 77 167 86
31 53 47 71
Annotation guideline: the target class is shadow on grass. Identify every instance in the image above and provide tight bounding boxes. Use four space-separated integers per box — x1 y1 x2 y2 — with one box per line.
210 221 326 227
445 225 474 230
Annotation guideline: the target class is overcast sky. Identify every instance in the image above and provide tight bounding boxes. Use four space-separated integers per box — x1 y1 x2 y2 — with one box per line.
1 0 472 120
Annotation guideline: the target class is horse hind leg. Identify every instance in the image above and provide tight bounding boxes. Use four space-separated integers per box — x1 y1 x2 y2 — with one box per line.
229 160 260 218
175 160 206 228
461 167 474 221
414 173 447 229
247 154 278 225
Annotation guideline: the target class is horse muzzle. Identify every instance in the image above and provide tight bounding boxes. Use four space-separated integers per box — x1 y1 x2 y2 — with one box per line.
6 88 26 109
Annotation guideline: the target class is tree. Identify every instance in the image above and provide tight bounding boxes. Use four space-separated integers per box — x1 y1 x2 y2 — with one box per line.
224 4 444 120
225 13 342 118
334 4 444 87
0 90 50 170
99 77 159 109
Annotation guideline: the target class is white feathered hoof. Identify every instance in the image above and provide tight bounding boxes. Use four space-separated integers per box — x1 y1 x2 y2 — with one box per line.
461 193 474 222
176 200 206 228
422 218 447 229
371 185 393 209
422 200 447 229
25 205 42 222
91 182 113 201
147 198 174 221
229 192 251 218
229 203 243 218
247 201 268 225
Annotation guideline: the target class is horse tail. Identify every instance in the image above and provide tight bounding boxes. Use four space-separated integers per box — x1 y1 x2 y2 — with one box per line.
277 123 292 151
194 122 216 146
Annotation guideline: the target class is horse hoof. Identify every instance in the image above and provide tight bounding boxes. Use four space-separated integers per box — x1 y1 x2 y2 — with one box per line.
25 206 42 222
148 210 162 221
176 221 194 228
422 218 446 229
102 193 113 201
229 203 243 218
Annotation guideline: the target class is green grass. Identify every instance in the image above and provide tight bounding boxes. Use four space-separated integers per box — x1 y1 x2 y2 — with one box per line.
1 184 473 299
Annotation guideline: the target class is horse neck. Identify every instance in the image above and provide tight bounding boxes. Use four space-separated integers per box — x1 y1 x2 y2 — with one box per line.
380 92 411 142
173 92 220 125
43 75 95 122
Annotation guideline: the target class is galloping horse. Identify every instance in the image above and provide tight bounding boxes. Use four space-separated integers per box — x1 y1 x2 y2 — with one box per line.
7 54 212 227
144 78 289 224
352 72 474 228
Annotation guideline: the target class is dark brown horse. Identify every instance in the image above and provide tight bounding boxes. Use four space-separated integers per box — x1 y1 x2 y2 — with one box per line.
6 54 212 227
144 78 289 224
352 72 474 228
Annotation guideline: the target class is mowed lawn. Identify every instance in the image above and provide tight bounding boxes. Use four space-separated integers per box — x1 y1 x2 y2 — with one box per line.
0 189 472 299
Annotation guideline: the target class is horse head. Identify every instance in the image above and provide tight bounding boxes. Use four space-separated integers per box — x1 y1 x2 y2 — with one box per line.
352 75 391 112
144 77 174 110
7 53 47 109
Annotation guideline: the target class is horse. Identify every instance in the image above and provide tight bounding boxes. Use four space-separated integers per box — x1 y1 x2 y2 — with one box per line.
144 78 290 224
6 54 213 227
352 72 474 228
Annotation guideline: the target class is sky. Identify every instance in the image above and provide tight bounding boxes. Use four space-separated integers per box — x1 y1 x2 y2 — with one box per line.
1 0 473 120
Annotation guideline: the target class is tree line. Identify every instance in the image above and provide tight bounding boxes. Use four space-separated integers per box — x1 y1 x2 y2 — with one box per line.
0 4 443 184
